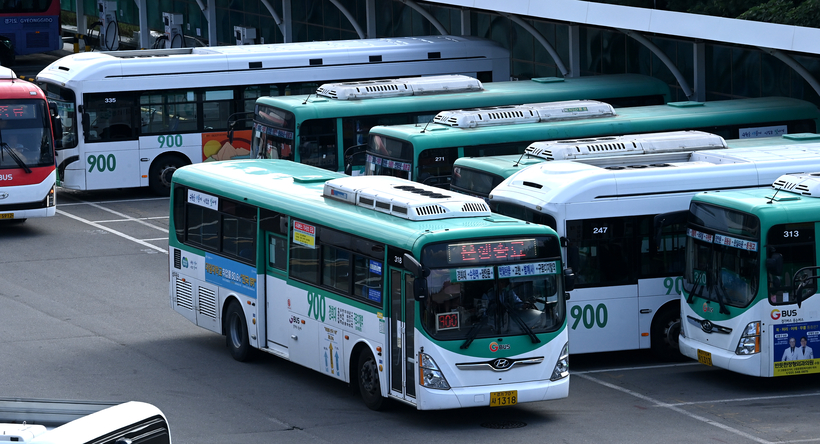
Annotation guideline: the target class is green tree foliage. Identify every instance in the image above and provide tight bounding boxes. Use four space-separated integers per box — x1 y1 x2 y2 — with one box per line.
590 0 820 28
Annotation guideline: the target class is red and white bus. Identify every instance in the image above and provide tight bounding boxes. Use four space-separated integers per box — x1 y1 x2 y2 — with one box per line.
0 66 57 222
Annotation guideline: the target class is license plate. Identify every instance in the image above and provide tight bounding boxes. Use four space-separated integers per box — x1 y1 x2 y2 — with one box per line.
0 213 13 220
489 390 518 407
697 349 713 366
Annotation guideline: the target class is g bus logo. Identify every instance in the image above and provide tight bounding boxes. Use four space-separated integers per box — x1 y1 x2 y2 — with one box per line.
772 309 797 320
488 342 510 352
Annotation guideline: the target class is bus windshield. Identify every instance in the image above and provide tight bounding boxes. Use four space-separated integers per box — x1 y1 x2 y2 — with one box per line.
0 99 53 169
683 203 761 310
0 0 55 13
419 237 565 342
251 105 294 160
39 82 77 150
364 134 413 180
452 166 503 198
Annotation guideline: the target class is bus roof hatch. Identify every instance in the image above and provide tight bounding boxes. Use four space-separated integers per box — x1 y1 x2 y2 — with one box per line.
524 130 727 161
315 75 483 100
432 100 615 128
323 176 491 221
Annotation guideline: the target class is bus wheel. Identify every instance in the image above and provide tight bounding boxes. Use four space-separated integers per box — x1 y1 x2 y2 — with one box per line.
651 307 682 361
149 155 186 196
357 350 384 411
225 300 252 362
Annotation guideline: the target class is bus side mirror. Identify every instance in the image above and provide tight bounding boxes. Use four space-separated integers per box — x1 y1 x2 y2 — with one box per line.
81 112 90 141
792 266 820 308
403 253 429 301
563 268 575 295
653 210 688 251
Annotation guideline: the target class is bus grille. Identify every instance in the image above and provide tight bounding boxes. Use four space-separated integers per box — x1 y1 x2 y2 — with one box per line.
175 278 193 311
198 287 218 320
415 204 447 216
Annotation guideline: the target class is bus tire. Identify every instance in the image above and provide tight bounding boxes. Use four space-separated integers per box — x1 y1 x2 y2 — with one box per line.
357 350 384 411
148 154 186 196
225 300 253 362
651 305 682 361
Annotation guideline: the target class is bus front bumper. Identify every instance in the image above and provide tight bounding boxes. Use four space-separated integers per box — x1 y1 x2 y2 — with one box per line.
679 336 761 376
417 376 569 410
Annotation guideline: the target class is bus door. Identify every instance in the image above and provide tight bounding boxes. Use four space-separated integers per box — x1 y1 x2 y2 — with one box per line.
82 92 141 189
388 267 417 403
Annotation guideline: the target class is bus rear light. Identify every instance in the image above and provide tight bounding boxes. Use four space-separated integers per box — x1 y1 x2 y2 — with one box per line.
736 321 761 355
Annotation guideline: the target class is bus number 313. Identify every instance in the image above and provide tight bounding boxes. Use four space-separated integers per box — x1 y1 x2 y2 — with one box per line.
570 303 608 329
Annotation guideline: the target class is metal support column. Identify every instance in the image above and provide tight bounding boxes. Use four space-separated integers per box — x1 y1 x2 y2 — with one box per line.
567 25 580 78
365 0 376 38
76 0 86 52
260 0 285 39
460 8 471 36
693 42 706 102
132 0 149 49
760 47 820 99
399 0 448 35
206 0 217 46
503 13 568 77
619 28 694 100
329 0 365 39
281 0 293 43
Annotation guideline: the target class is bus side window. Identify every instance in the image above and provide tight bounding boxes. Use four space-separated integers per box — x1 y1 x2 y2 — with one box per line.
767 223 816 304
299 118 337 170
84 92 137 142
566 217 636 287
639 215 686 279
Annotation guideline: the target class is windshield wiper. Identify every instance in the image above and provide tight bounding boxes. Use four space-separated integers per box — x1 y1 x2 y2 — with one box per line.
501 300 541 344
0 142 32 173
460 315 488 349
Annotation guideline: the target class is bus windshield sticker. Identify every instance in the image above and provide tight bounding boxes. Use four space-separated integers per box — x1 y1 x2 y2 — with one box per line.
293 221 316 248
686 228 714 243
365 154 412 172
369 260 382 275
498 261 558 278
714 234 758 252
452 267 494 282
188 189 218 210
739 125 787 139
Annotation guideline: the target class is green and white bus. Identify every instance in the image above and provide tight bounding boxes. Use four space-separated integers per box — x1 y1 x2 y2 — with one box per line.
248 73 671 173
679 172 820 377
168 160 574 410
364 97 820 187
488 142 820 358
451 132 820 199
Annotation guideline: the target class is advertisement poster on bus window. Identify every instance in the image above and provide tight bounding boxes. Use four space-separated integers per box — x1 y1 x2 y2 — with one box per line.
201 130 251 162
772 320 820 376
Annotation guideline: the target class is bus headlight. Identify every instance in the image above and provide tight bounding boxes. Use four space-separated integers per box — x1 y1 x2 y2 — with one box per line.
735 321 760 355
550 342 569 381
47 186 55 207
419 352 450 390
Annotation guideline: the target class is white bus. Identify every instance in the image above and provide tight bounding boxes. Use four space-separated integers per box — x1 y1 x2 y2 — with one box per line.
35 36 510 194
169 160 574 410
488 136 820 358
